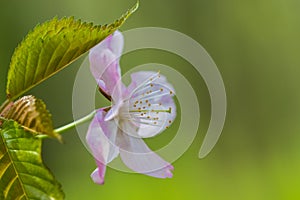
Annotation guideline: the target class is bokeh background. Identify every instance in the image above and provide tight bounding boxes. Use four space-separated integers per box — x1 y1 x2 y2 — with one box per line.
1 0 300 199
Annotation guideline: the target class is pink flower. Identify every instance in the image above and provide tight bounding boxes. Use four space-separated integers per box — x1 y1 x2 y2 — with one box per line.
87 30 176 184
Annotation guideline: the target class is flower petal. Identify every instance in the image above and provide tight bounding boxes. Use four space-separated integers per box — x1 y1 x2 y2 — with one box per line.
117 126 174 178
126 71 176 138
104 101 124 122
86 108 119 184
127 71 175 95
91 160 106 184
89 30 124 97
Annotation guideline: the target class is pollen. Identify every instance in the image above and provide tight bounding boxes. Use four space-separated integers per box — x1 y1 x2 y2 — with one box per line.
126 71 175 129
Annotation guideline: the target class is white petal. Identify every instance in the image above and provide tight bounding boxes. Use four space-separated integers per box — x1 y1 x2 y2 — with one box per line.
127 71 175 95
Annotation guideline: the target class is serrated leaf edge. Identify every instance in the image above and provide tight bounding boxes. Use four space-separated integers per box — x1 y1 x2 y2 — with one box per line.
6 1 139 100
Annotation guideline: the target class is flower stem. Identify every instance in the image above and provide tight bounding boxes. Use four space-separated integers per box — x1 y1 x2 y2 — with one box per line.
55 110 96 133
37 110 97 139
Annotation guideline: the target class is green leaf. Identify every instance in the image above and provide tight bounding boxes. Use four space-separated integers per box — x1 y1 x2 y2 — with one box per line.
0 120 64 199
1 95 62 142
6 1 139 100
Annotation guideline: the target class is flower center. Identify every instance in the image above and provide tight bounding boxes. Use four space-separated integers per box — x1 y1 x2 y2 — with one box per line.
121 72 175 130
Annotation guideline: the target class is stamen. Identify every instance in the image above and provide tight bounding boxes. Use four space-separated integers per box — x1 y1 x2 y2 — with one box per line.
130 83 173 103
138 91 170 101
129 119 162 126
129 115 164 122
121 71 175 130
129 72 160 96
129 108 171 113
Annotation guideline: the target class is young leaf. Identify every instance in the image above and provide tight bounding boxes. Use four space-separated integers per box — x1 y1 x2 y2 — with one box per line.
1 95 62 141
0 120 64 199
6 1 139 100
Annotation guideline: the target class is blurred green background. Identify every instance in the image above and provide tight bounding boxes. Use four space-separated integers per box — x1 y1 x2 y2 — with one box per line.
1 0 300 199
